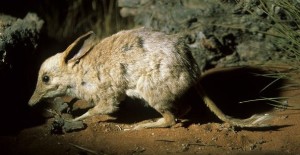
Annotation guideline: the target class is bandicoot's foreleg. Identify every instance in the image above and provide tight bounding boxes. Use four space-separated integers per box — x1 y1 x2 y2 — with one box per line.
73 102 117 121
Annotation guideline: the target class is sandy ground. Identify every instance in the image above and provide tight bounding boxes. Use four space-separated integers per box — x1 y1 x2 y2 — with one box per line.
1 67 300 155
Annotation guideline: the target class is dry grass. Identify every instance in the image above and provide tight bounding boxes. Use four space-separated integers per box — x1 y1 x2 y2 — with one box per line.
253 0 300 108
40 0 134 40
259 1 300 68
261 1 300 97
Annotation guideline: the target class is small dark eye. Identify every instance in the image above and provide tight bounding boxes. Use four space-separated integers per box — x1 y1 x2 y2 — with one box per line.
42 75 50 83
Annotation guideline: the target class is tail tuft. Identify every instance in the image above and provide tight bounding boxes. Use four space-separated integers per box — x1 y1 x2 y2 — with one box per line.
249 114 273 126
228 114 273 128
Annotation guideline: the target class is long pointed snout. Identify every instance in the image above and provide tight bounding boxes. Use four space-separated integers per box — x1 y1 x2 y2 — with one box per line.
28 90 43 106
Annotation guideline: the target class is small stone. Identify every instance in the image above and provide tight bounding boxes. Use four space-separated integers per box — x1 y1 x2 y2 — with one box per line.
118 0 140 7
63 120 86 133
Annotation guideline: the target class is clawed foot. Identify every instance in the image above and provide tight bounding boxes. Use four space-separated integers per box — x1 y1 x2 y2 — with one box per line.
132 118 176 130
72 111 91 122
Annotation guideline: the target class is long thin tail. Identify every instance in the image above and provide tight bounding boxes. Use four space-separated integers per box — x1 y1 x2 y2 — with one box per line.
196 84 272 128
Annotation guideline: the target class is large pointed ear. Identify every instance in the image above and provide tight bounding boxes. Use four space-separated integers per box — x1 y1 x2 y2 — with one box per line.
62 31 95 64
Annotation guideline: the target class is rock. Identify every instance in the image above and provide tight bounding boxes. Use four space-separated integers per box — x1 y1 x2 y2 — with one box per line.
0 14 17 69
50 116 86 134
118 0 141 7
117 0 294 70
63 120 86 133
0 13 44 69
0 12 43 133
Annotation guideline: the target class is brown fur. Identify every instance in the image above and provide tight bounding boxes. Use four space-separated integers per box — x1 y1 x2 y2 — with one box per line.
29 27 271 129
29 28 199 129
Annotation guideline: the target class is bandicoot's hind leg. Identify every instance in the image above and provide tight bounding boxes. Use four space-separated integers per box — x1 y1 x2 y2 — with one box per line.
133 110 176 130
